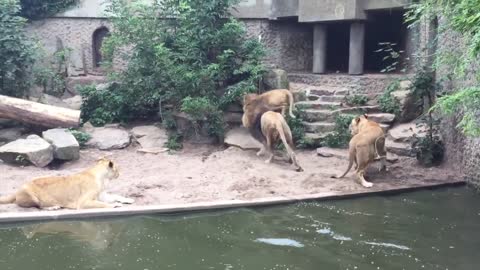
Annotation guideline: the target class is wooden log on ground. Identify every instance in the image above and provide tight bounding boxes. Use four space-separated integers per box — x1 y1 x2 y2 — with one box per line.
0 94 80 128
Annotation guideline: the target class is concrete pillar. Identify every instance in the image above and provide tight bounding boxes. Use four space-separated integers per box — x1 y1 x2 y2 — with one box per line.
348 22 365 75
313 24 327 74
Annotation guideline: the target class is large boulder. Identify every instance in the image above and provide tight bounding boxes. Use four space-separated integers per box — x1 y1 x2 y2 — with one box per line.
391 80 422 122
388 123 427 143
263 69 289 90
62 95 83 110
0 135 53 167
86 126 131 150
224 127 262 150
131 125 168 153
366 113 396 124
37 94 70 108
42 128 80 161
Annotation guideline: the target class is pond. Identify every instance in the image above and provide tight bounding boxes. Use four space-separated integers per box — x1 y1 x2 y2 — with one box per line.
0 187 479 270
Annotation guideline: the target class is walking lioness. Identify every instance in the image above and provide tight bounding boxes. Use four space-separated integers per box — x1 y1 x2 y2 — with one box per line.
242 93 303 171
0 157 134 210
243 89 296 119
332 114 387 187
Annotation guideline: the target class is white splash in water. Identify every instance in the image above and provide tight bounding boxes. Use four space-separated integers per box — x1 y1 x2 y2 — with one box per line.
332 234 352 241
316 228 332 235
362 241 411 250
255 238 304 248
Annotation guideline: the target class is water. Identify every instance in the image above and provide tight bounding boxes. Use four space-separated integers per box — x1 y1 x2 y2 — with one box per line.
0 187 479 270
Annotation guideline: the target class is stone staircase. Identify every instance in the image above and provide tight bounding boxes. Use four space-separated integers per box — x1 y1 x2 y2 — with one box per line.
290 82 395 143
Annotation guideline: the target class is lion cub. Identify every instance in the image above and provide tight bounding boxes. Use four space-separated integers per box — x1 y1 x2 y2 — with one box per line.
332 114 387 188
243 89 296 119
242 93 303 172
0 158 134 210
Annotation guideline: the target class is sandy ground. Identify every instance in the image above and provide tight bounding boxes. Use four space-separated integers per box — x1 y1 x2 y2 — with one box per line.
0 144 460 213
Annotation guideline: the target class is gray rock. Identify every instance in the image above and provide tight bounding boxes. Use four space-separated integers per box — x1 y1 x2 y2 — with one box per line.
63 95 83 110
0 127 24 142
42 128 80 160
131 125 168 151
316 147 348 158
0 135 53 167
386 139 413 157
388 123 427 143
38 94 70 108
86 127 131 150
391 89 421 122
367 113 396 124
224 127 262 150
263 69 289 90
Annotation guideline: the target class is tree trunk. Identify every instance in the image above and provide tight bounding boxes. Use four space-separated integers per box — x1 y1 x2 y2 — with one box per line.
0 94 80 128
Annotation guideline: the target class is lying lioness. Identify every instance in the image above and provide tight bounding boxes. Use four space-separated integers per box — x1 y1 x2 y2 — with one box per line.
0 157 134 210
332 114 387 187
242 93 303 172
243 89 296 119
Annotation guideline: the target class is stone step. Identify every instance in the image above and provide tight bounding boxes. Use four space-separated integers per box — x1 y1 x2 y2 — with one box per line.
366 113 396 124
303 109 333 122
296 101 342 110
303 122 336 133
304 132 333 145
386 139 413 157
320 95 345 102
335 105 381 115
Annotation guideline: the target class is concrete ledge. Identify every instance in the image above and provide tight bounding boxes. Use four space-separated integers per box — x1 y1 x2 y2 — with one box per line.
0 180 465 224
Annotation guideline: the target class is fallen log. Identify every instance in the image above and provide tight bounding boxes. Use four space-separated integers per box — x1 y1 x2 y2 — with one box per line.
0 94 81 128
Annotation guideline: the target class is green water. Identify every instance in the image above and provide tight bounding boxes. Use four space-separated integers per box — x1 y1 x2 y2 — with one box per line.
0 187 479 270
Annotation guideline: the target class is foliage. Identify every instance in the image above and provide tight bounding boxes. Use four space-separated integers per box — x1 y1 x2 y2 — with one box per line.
285 107 318 149
33 47 72 97
0 0 36 97
378 80 402 116
19 0 78 19
165 132 183 151
375 42 407 73
322 114 355 148
344 94 368 106
411 117 444 167
406 0 480 136
86 0 266 139
68 128 91 147
78 84 122 126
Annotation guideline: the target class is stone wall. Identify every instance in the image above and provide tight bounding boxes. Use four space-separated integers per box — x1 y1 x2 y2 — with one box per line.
27 18 313 75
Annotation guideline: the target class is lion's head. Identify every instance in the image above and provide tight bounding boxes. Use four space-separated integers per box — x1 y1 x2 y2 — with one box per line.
96 157 120 179
350 114 369 136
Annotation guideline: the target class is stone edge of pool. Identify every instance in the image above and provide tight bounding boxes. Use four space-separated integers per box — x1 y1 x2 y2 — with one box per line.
0 180 466 224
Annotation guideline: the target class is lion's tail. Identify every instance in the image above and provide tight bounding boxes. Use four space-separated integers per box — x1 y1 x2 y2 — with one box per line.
0 194 16 204
287 90 296 119
332 149 355 179
277 117 303 171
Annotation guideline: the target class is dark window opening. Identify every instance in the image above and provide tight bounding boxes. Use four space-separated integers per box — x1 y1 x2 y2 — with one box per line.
326 22 350 73
364 9 408 73
92 27 110 68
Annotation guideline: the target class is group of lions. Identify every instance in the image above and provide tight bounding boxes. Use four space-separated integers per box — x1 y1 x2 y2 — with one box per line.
0 89 387 211
241 89 387 188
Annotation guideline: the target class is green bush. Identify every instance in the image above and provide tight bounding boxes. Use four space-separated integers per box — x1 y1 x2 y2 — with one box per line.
322 114 355 148
285 107 319 149
344 94 368 106
19 0 78 19
68 128 91 148
80 0 265 139
378 80 402 116
0 0 36 97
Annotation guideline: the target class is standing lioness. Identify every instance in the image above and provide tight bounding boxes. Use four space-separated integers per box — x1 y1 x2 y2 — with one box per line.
243 89 296 119
332 114 387 187
0 158 134 210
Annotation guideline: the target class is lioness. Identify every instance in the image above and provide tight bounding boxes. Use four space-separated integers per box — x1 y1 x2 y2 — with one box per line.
0 158 134 210
332 114 387 188
243 89 296 119
242 94 303 172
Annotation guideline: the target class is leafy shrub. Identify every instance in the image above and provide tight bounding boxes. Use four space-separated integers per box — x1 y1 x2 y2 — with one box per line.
68 128 91 147
411 134 444 167
82 0 266 139
285 107 319 149
344 94 368 106
19 0 78 19
33 47 72 97
165 132 183 151
378 80 402 116
322 114 355 148
0 0 36 97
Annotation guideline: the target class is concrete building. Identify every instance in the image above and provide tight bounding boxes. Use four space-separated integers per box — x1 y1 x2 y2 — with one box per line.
28 0 412 77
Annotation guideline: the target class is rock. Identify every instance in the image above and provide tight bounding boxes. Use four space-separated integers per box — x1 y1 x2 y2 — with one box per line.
86 127 131 150
367 113 396 124
388 123 427 143
131 125 168 151
263 69 289 90
136 147 169 154
80 122 95 133
0 127 24 142
316 147 348 158
38 94 70 108
224 127 262 150
42 128 80 160
224 112 243 124
65 75 107 96
63 95 83 110
399 80 412 90
0 135 53 167
172 112 217 144
386 139 413 157
391 90 421 123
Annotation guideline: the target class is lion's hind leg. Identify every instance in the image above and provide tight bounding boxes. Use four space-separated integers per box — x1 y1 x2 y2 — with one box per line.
14 188 41 208
355 146 373 188
264 133 274 164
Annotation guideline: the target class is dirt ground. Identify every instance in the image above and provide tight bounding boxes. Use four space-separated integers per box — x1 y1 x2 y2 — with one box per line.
0 144 461 213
